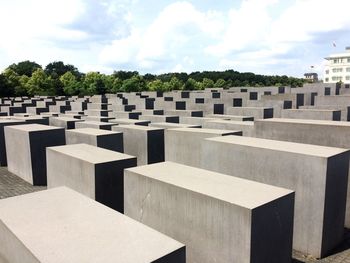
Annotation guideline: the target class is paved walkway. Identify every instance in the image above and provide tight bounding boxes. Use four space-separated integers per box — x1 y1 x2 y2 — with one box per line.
1 166 350 262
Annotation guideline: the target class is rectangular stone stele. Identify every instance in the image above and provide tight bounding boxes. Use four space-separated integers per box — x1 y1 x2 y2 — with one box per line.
124 161 294 263
4 124 65 186
66 128 123 152
0 187 185 263
112 125 164 166
165 127 242 167
47 143 137 212
0 120 26 166
201 135 350 258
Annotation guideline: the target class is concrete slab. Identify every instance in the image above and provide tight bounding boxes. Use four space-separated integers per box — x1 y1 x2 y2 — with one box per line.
4 124 65 186
165 127 242 167
0 187 185 263
47 144 136 211
125 161 294 263
66 128 123 152
201 135 350 258
112 125 164 165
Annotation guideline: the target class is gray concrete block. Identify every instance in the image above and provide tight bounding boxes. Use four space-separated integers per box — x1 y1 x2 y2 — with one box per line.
0 120 26 166
203 119 255 136
75 121 117 130
165 127 242 167
4 124 65 186
201 135 350 258
150 122 201 129
66 128 123 152
112 125 164 165
226 106 273 119
281 109 341 121
124 161 294 263
49 116 84 129
109 118 150 126
47 144 136 212
254 118 350 228
0 187 185 263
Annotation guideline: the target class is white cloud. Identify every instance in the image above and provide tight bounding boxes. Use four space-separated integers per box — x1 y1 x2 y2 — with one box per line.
98 1 224 71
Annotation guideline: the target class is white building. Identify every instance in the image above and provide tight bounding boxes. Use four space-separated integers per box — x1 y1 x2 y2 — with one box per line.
324 47 350 83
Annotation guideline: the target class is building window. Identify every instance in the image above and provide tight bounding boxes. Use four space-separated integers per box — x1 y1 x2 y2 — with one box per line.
348 58 350 63
332 76 343 81
346 76 350 81
334 59 338 63
325 78 329 82
332 68 343 73
325 70 329 74
347 67 350 72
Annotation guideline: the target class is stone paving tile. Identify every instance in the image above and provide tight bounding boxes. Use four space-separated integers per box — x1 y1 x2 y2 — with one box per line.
1 166 350 262
0 167 46 199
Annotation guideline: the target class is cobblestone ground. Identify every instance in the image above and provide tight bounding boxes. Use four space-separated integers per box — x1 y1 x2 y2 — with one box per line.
0 167 46 199
1 167 350 262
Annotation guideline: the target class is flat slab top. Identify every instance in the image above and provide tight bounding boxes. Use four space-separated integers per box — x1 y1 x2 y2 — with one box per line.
150 122 200 128
114 124 163 131
66 128 121 136
48 143 135 164
167 127 241 135
109 118 150 124
0 187 184 263
126 162 293 209
206 114 254 119
5 124 62 132
207 135 348 157
12 116 46 120
256 118 350 127
77 121 115 126
51 117 83 122
230 106 273 110
283 109 339 112
0 119 25 124
206 119 255 126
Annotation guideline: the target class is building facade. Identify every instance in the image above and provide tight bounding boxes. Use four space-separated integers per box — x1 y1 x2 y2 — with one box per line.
304 73 318 83
324 47 350 83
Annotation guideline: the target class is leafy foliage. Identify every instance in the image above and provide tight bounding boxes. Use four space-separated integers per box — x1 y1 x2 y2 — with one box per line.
0 60 306 97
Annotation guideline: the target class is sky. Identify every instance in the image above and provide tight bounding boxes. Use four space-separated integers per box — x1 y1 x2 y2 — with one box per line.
0 0 350 78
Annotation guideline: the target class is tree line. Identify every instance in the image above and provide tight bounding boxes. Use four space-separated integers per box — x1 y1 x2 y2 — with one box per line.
0 60 306 97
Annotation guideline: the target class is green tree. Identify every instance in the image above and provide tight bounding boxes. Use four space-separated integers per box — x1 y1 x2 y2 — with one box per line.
45 61 80 78
8 60 41 77
121 75 146 92
202 78 214 89
60 71 81 96
2 69 22 96
82 72 106 95
25 68 55 95
167 76 183 90
147 79 164 91
214 78 226 88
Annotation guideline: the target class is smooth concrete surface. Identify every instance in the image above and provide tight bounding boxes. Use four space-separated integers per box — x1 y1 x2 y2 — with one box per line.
203 119 255 136
112 125 164 166
124 161 294 263
0 120 26 166
281 109 341 121
66 128 123 152
0 187 185 263
4 124 65 186
49 116 83 129
109 118 150 126
165 128 242 167
75 120 117 130
150 122 201 129
254 118 350 228
47 144 136 212
201 135 350 258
